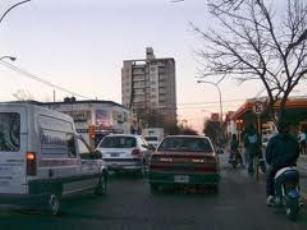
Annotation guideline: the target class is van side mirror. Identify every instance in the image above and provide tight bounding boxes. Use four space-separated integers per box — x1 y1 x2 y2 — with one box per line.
148 144 156 151
142 144 156 151
92 150 102 159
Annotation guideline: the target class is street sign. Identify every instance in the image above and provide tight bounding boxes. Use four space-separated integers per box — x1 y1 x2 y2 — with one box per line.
253 101 264 115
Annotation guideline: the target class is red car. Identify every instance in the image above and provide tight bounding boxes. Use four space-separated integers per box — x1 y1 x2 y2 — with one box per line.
149 135 220 192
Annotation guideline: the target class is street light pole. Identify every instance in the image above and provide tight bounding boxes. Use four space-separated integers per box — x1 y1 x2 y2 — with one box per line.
0 56 16 62
197 80 223 126
0 0 31 25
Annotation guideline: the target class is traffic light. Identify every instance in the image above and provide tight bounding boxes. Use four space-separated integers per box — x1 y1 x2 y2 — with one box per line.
236 119 244 130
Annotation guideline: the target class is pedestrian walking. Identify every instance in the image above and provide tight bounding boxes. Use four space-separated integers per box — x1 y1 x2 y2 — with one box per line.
243 124 266 175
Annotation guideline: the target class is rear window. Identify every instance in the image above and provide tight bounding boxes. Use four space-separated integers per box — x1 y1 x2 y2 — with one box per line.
0 113 20 152
99 136 136 148
158 137 213 153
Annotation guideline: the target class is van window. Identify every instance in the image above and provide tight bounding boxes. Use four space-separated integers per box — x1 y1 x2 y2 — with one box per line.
0 113 20 152
39 115 73 133
77 138 90 154
41 130 76 158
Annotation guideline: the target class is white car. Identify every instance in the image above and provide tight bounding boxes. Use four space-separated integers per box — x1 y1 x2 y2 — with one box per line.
96 134 152 174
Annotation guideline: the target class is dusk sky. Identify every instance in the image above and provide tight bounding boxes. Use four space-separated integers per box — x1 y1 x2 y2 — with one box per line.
1 0 306 131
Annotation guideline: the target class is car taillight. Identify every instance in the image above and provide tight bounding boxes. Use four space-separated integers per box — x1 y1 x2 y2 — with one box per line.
132 149 141 156
26 152 37 176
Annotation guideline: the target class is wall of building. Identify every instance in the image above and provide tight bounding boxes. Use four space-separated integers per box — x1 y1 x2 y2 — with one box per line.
121 48 177 129
44 101 132 147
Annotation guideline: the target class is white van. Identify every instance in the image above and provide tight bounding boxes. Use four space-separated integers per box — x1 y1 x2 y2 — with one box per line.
0 102 107 215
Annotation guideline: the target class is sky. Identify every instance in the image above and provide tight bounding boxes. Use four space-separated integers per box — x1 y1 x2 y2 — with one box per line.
1 0 306 132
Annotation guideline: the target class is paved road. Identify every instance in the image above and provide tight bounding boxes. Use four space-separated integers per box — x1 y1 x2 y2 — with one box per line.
0 154 306 230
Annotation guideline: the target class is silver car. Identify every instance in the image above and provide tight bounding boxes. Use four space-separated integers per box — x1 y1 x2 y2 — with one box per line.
96 134 152 175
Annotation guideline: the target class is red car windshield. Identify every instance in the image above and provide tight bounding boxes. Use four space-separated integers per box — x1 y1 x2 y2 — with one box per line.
158 137 213 153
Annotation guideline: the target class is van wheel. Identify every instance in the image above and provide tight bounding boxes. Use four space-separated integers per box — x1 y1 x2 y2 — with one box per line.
95 173 107 196
150 183 159 193
48 193 60 216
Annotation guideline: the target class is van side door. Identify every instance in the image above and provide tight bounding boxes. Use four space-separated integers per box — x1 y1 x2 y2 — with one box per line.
0 108 27 194
77 137 101 190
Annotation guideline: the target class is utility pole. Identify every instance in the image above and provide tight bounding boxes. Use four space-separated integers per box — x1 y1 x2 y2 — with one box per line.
53 90 56 102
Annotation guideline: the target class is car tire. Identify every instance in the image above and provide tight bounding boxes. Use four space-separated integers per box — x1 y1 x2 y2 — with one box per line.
150 183 159 193
211 185 219 194
47 193 61 216
95 173 107 196
136 162 146 178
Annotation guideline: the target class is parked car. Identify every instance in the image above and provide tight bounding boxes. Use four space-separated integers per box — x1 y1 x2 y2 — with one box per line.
149 135 220 192
96 134 153 175
0 102 108 216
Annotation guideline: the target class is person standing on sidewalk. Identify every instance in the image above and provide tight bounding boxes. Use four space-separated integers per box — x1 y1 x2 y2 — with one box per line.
265 121 300 206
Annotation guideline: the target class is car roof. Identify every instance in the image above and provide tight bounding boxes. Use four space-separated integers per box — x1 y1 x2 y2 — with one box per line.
164 135 209 139
105 134 141 138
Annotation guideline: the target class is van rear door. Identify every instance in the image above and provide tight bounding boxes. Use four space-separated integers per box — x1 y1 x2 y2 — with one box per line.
0 107 27 194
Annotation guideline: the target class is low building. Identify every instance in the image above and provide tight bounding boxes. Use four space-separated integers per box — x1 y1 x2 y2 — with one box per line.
43 99 132 148
229 97 307 135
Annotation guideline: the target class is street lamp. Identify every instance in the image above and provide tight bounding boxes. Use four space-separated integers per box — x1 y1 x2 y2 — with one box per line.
197 80 223 125
0 56 16 61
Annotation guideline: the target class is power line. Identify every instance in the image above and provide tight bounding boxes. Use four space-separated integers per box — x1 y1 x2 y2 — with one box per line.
177 98 246 106
0 60 92 100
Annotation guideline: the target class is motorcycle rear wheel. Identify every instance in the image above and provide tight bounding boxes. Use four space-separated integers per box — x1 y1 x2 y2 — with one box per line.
286 198 299 221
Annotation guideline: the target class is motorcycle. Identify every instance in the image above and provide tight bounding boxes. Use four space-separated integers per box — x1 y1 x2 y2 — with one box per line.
229 150 243 169
273 166 300 221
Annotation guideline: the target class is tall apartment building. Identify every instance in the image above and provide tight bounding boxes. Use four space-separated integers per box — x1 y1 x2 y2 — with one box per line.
121 48 177 129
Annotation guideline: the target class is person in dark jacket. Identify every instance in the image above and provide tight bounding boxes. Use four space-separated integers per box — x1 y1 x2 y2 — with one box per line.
265 121 300 206
244 124 264 175
229 134 244 166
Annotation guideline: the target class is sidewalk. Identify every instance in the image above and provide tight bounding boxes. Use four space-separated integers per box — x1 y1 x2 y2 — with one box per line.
298 154 307 200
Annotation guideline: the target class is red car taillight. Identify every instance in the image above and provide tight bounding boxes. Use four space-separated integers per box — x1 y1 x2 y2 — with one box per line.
26 152 37 176
131 149 141 157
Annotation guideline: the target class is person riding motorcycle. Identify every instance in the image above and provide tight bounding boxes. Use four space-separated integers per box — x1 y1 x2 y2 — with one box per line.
243 124 264 175
265 121 300 206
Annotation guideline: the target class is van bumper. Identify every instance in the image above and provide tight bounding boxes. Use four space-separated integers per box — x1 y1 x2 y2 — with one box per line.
0 193 48 208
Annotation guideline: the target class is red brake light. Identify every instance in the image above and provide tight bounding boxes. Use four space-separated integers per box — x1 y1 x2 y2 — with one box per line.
26 152 37 176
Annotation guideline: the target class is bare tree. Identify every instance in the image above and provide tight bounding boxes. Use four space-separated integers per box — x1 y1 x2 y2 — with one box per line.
194 0 307 121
